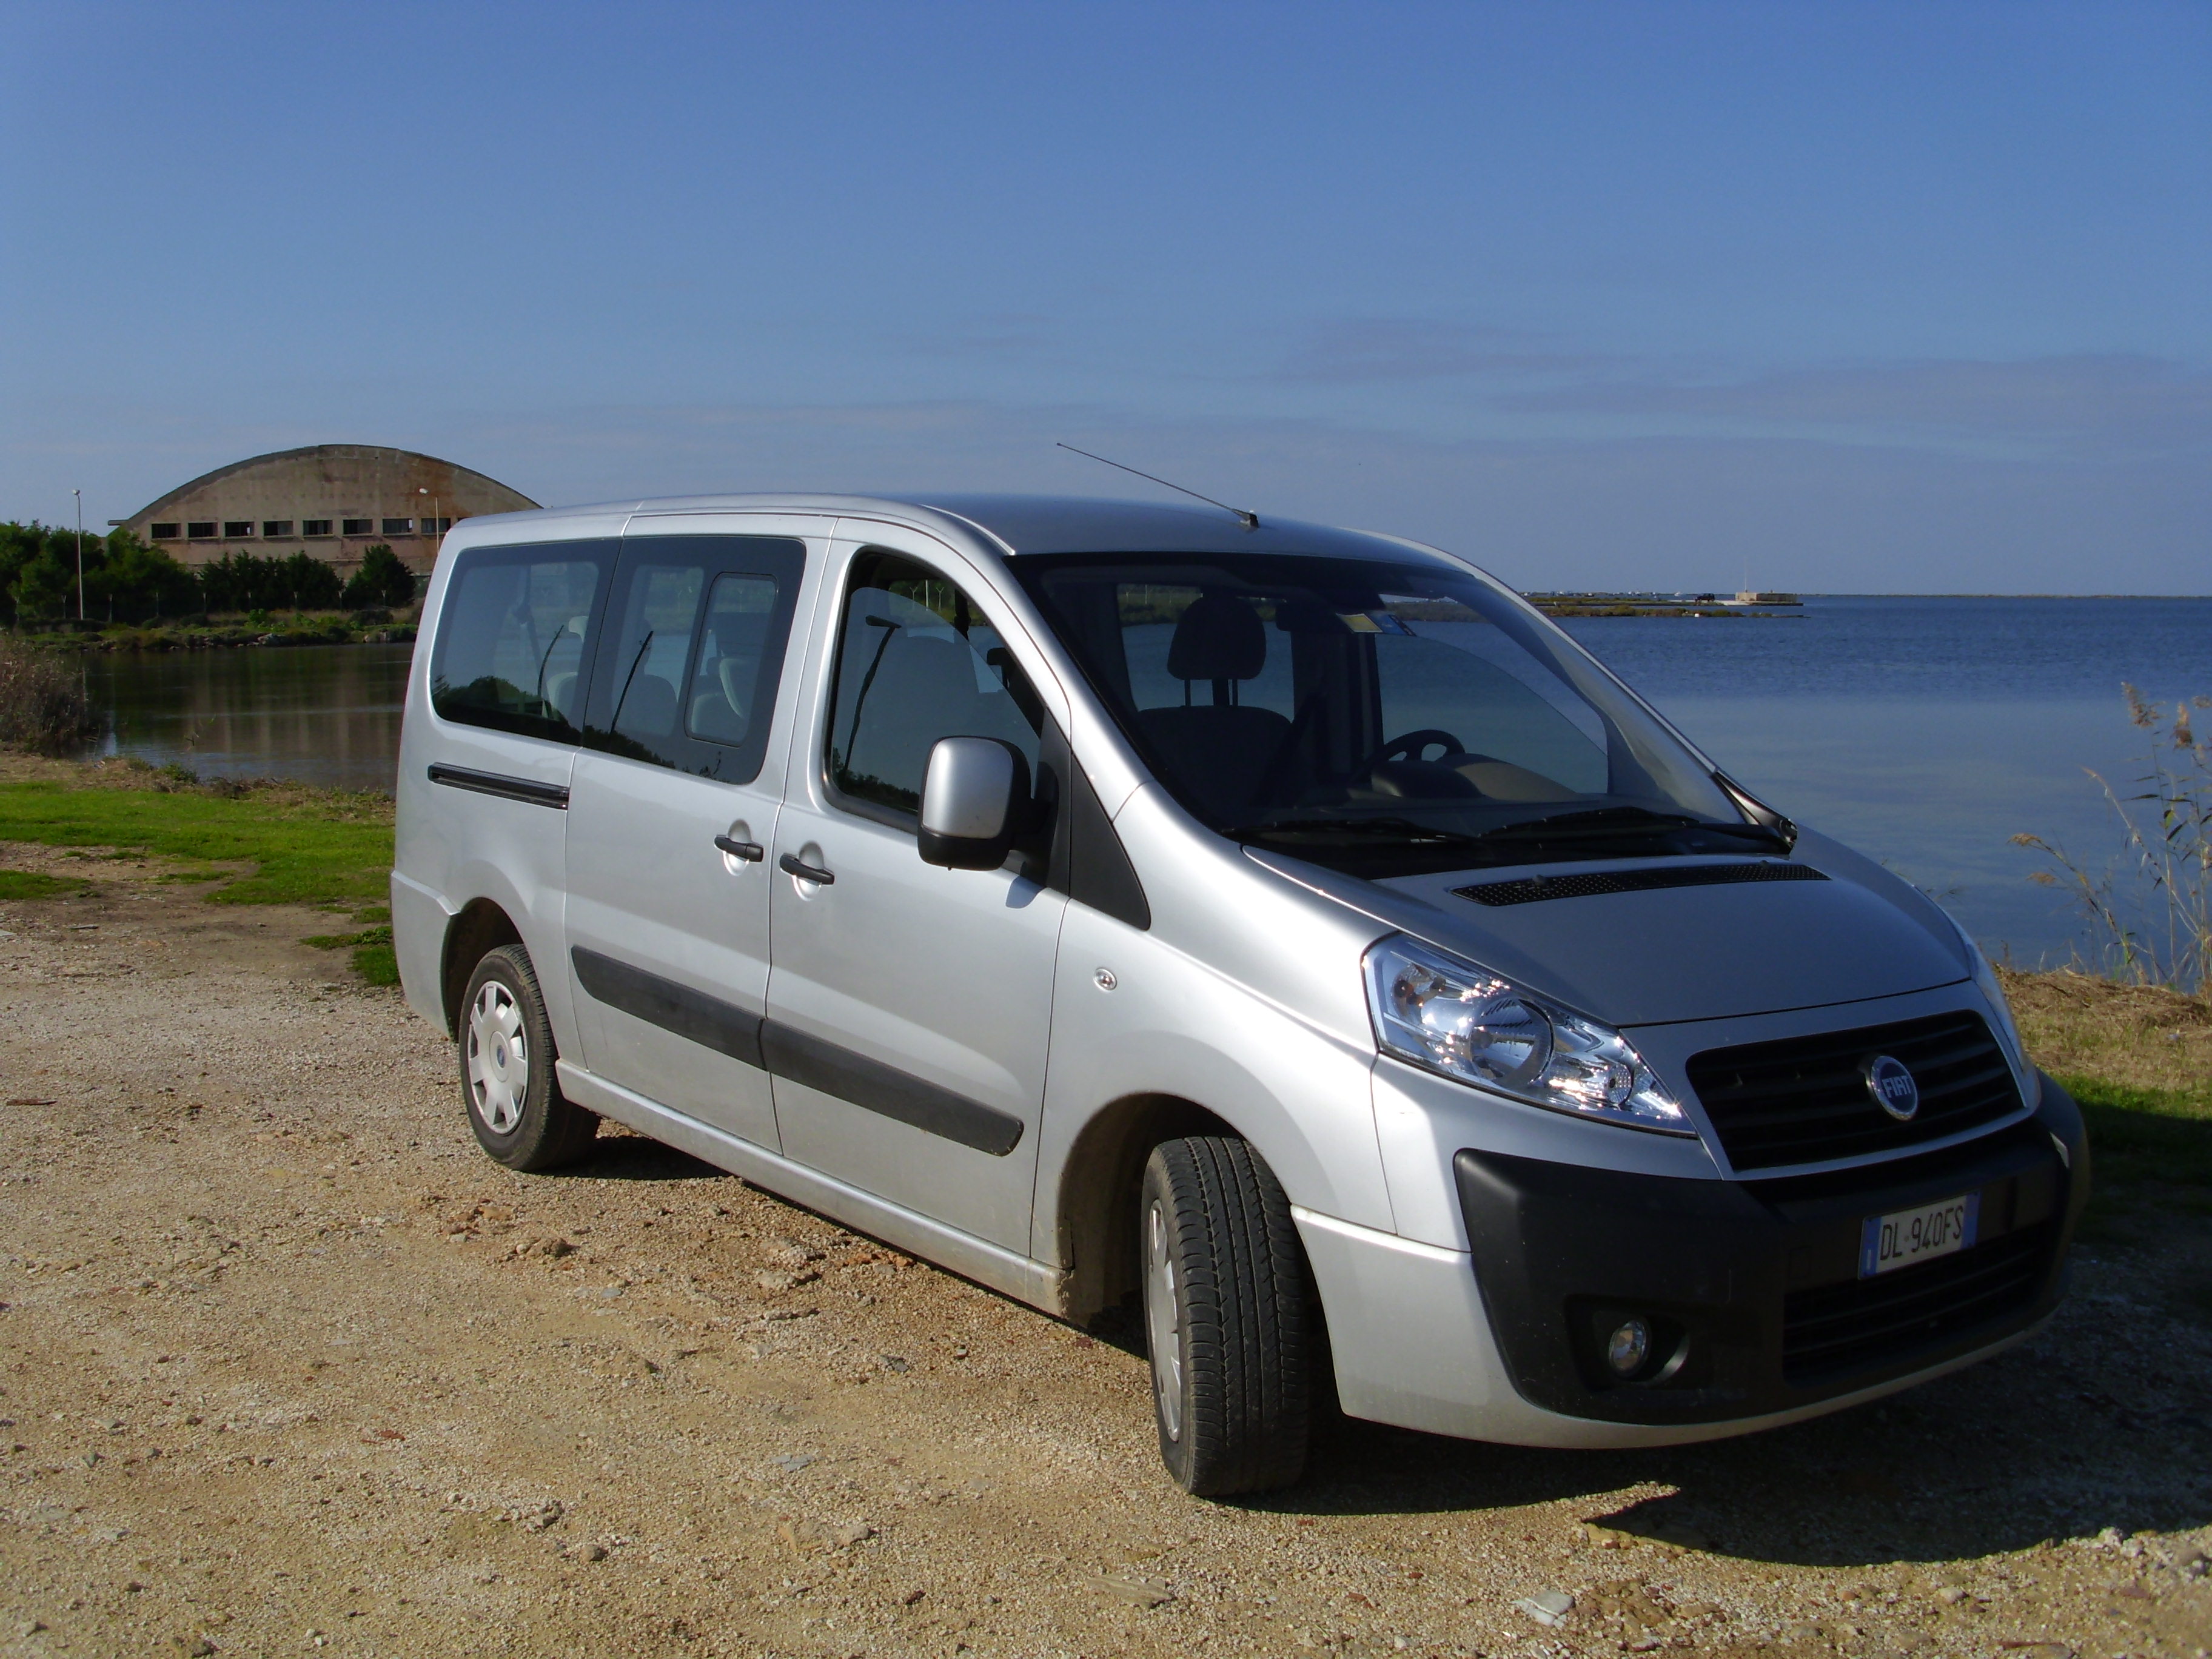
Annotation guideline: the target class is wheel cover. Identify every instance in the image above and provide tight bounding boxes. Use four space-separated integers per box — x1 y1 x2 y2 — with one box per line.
1144 1199 1183 1441
466 980 529 1134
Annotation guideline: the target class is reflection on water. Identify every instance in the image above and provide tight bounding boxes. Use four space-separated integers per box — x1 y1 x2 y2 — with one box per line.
80 643 413 795
67 598 2212 964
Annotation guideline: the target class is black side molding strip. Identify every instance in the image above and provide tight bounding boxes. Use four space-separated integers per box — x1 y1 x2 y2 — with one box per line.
569 948 1024 1158
761 1021 1025 1158
428 763 571 809
571 947 764 1067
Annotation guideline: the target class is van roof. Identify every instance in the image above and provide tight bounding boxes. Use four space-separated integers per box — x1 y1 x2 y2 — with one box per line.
518 492 1450 566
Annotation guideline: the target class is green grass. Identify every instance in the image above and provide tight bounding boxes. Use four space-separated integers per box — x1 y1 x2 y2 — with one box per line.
2063 1072 2212 1193
0 868 92 900
0 771 397 986
304 923 399 986
0 777 392 908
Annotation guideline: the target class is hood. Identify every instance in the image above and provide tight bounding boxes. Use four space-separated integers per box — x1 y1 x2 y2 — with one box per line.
1248 828 1969 1027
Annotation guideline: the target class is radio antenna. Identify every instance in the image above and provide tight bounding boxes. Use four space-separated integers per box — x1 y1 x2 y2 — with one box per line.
1056 443 1259 529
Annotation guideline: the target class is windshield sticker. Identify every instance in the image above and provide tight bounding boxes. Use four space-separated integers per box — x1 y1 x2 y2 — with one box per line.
1338 611 1414 635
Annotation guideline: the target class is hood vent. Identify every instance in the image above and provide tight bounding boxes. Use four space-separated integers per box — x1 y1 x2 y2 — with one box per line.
1453 861 1828 908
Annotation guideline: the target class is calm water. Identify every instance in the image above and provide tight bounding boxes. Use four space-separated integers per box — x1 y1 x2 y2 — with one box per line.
82 644 414 794
1556 597 2212 966
75 598 2212 962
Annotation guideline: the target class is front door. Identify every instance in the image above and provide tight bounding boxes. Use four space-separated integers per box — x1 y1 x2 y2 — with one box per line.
765 534 1067 1251
563 523 819 1147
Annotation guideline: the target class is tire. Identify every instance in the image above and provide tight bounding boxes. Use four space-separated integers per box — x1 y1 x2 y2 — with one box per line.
459 944 597 1171
1140 1136 1312 1496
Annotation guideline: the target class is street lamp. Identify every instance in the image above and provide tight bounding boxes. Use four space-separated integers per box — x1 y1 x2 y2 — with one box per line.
73 489 85 622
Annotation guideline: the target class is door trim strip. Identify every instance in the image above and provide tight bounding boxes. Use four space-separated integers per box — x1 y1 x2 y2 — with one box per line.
427 762 571 809
760 1021 1026 1157
570 948 765 1067
568 948 1024 1158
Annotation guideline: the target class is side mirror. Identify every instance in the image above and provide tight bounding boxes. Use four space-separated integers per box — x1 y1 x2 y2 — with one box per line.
918 737 1029 870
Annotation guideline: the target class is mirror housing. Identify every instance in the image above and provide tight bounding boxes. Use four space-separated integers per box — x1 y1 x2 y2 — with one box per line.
918 737 1028 870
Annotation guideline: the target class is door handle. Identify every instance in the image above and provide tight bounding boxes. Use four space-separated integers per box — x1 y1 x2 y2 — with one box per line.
778 852 835 885
714 835 765 863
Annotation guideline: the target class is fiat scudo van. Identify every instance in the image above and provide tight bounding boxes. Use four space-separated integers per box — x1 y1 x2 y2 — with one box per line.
391 494 2083 1495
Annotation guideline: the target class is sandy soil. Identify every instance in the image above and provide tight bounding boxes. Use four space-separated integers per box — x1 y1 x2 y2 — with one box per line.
1 850 2208 1659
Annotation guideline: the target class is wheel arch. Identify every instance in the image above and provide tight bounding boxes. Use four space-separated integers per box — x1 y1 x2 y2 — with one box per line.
441 897 524 1039
1051 1091 1237 1326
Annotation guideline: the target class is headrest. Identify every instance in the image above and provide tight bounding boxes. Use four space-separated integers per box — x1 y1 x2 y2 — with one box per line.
1166 592 1266 682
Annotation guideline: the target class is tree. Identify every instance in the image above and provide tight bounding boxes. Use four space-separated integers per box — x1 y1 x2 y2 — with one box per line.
88 531 200 622
343 543 417 609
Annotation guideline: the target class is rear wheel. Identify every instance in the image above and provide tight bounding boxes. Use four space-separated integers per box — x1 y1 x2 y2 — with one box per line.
460 944 597 1171
1140 1136 1312 1496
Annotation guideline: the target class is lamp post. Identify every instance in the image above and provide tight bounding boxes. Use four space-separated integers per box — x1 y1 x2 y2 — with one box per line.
73 489 85 622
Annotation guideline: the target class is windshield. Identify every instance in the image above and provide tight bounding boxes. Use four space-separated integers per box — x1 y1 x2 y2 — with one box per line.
1014 551 1767 879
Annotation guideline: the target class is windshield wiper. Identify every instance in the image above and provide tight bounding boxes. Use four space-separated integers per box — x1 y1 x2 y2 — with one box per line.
1472 806 1793 850
1224 816 1490 848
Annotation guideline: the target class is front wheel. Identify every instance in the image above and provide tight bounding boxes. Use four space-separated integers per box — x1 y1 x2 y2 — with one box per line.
1140 1136 1312 1496
460 944 597 1171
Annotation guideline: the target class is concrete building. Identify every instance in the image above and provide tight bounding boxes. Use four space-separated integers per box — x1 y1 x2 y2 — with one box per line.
120 445 538 575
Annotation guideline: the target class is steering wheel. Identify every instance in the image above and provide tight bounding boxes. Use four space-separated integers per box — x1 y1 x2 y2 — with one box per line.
1367 729 1466 769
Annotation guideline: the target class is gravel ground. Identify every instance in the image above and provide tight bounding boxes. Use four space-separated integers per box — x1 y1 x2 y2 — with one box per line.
0 848 2208 1659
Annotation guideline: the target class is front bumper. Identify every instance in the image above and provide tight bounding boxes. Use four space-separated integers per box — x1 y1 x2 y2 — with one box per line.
1452 1078 2086 1425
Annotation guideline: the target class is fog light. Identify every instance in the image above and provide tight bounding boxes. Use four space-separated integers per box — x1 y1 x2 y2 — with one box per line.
1605 1318 1652 1377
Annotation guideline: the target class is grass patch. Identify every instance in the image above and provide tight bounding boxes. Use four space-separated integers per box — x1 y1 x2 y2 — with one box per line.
2059 1073 2212 1191
305 925 399 987
0 868 91 900
0 758 397 987
0 763 391 908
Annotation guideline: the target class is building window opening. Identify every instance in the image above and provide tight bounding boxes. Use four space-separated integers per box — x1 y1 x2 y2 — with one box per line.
382 517 415 537
263 520 295 538
223 521 255 539
423 517 453 535
150 523 179 540
343 518 374 537
303 520 333 537
188 522 218 540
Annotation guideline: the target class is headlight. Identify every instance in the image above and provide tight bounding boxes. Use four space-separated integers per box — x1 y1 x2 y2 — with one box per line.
1362 936 1695 1134
1942 910 2040 1110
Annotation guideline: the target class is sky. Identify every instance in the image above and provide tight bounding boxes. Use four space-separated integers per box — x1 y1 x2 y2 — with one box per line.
2 1 2205 594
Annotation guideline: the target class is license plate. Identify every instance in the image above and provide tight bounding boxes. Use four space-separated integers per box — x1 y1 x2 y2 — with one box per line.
1858 1191 1980 1278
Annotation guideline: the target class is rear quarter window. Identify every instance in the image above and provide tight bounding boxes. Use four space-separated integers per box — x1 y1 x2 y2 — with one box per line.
429 541 617 742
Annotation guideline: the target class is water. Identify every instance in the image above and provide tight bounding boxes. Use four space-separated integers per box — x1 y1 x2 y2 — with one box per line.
1556 597 2212 967
72 599 2212 963
81 643 414 795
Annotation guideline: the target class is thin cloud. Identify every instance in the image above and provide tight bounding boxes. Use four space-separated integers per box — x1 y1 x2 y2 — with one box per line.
1505 354 2212 455
1272 318 1602 383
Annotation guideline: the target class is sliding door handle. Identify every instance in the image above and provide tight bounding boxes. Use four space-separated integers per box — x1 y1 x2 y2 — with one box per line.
714 834 765 863
778 853 835 885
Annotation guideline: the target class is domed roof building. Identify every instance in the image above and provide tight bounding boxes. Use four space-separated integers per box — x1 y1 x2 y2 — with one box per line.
121 444 538 573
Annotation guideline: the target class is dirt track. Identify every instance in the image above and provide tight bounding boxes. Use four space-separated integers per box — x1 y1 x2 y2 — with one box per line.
1 849 2208 1659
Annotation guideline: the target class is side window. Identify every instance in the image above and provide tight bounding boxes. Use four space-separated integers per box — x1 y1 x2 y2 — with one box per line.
429 541 616 741
581 535 805 783
826 548 1043 820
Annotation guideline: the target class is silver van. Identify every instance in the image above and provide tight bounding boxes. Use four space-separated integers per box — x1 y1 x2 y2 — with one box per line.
391 494 2083 1495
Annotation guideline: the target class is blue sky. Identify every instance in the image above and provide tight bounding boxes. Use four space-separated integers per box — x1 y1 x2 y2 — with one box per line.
3 1 2205 592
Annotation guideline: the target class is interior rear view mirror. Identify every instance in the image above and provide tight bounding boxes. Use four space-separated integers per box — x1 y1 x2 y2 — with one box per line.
918 737 1028 870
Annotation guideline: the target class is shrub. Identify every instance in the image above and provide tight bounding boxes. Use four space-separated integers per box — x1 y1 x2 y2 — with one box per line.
0 634 96 755
343 543 418 609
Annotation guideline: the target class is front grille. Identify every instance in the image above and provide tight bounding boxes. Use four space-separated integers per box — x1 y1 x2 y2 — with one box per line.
1783 1224 2050 1383
1453 861 1826 907
1686 1010 2022 1173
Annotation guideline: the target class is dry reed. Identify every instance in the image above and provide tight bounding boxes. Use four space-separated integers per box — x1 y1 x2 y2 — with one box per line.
0 634 95 757
2012 684 2212 997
